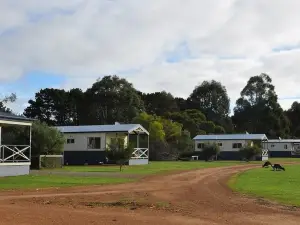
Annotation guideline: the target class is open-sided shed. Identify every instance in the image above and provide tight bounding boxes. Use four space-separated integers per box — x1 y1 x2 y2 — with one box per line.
0 112 34 176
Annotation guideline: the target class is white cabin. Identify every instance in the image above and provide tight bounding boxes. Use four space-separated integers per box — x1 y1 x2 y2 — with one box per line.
55 123 149 165
263 139 300 157
193 133 268 160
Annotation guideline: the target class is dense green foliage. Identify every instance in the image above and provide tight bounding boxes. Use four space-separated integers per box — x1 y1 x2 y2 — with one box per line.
229 165 300 206
239 145 261 161
1 73 299 160
106 138 135 171
202 143 220 161
31 121 65 156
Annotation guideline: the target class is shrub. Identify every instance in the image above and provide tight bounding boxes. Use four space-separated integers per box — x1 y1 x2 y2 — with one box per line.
106 138 135 171
239 145 261 161
202 143 220 161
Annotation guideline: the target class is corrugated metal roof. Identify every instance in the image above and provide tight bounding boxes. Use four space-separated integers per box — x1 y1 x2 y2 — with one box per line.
265 139 300 143
193 134 268 140
55 124 149 134
0 111 35 122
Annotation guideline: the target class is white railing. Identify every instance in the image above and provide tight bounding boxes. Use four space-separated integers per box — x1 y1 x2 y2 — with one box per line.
132 148 148 159
0 145 30 163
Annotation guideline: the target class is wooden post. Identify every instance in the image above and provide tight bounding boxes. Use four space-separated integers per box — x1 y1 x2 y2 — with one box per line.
0 126 1 162
29 125 32 161
147 134 150 159
127 133 130 148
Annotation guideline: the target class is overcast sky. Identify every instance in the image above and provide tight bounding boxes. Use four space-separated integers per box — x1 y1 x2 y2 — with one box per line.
1 0 300 114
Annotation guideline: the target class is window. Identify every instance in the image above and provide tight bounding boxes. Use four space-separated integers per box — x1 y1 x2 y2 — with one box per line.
87 137 101 149
232 143 242 149
197 143 204 149
284 144 288 149
66 138 75 144
218 143 223 147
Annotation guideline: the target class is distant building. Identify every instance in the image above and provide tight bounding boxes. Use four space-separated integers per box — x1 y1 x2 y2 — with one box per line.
193 133 268 160
262 139 300 158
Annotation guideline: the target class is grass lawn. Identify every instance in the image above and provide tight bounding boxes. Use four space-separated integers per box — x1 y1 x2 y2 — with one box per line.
228 164 300 206
59 158 300 175
0 175 133 190
60 161 243 175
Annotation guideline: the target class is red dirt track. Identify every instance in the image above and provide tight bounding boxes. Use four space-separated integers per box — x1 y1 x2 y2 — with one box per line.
0 164 300 225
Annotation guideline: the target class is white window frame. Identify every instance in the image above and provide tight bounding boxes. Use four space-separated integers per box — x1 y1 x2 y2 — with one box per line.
66 138 75 144
232 143 242 149
87 137 101 150
197 143 204 149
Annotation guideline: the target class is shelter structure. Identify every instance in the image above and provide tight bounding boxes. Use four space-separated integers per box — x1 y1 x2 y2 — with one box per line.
0 112 34 176
262 139 300 158
55 123 149 165
193 133 269 160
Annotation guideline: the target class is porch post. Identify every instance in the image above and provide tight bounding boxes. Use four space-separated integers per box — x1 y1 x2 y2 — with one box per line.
0 126 2 162
147 133 149 158
127 133 130 148
137 133 140 148
29 125 32 161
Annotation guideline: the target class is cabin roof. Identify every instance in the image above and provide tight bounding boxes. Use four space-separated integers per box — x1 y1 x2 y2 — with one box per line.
0 111 35 122
55 124 149 135
193 133 268 141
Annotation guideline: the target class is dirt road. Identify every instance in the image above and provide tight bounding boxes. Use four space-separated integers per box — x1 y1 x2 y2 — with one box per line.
0 164 299 225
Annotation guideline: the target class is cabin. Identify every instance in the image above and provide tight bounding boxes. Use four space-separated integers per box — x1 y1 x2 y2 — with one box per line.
193 133 269 160
262 139 300 158
0 112 34 177
55 123 149 165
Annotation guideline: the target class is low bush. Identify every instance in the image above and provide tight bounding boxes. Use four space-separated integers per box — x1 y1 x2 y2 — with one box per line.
239 145 261 161
202 143 220 161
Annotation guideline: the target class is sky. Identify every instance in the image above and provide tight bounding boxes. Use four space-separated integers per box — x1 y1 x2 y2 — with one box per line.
1 0 300 115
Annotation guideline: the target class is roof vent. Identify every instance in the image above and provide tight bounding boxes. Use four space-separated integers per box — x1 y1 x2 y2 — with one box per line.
115 122 120 125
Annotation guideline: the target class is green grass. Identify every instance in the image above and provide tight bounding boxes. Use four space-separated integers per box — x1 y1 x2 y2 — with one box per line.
0 175 133 190
60 161 243 175
60 158 300 175
229 164 300 206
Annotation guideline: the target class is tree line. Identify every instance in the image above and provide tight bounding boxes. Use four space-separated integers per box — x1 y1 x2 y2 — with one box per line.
1 73 299 160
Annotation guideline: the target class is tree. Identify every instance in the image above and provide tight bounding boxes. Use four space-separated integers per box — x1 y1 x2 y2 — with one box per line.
132 112 165 142
175 97 189 111
85 75 145 124
0 93 17 113
157 117 182 142
232 73 290 138
138 91 179 116
165 109 224 137
176 129 194 155
239 144 261 161
188 80 230 121
106 138 135 171
202 143 220 161
285 101 300 138
214 125 226 134
31 121 65 156
24 88 84 126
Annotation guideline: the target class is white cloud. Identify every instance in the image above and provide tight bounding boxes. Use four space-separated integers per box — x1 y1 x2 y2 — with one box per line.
1 0 300 113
